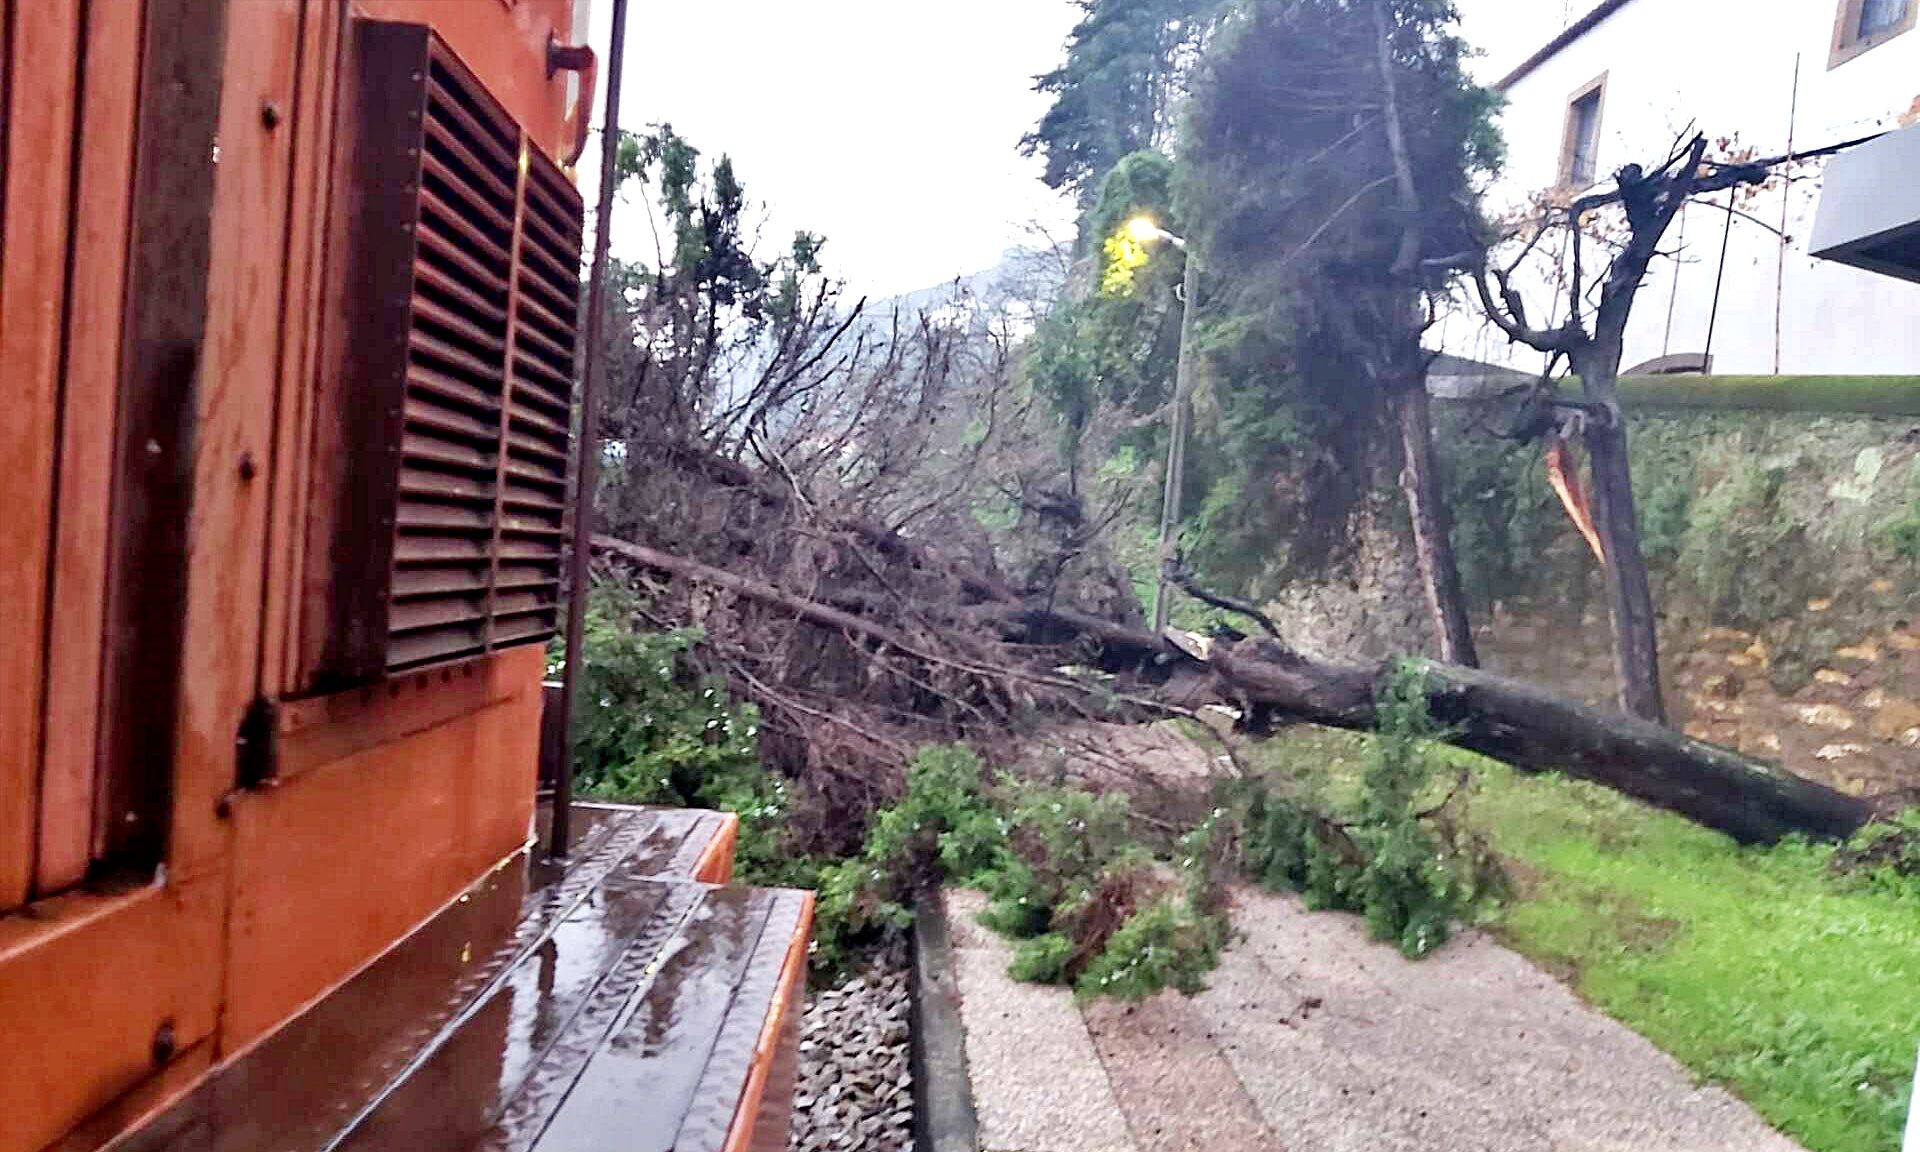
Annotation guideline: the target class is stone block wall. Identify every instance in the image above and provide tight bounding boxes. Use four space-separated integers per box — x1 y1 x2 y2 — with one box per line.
1273 380 1920 802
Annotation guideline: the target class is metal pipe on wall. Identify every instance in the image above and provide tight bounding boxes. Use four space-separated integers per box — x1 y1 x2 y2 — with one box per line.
553 0 630 859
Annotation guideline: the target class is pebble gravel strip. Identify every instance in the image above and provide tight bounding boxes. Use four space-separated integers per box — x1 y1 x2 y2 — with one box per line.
790 956 914 1152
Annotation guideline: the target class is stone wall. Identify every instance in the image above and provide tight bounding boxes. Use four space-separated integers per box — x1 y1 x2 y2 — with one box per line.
1262 492 1435 662
1276 381 1920 801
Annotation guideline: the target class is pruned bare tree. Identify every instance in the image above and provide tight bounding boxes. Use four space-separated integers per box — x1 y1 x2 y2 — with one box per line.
1461 129 1873 722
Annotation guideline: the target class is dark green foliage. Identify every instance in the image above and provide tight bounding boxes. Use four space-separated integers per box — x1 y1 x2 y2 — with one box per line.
1074 894 1227 999
1022 0 1224 204
1437 431 1561 607
1231 660 1472 957
1828 809 1920 896
570 582 762 806
980 784 1143 934
1637 473 1694 567
1025 151 1186 464
811 747 1228 999
801 745 1007 975
1009 933 1078 983
1876 473 1920 563
1353 663 1462 955
1173 0 1501 596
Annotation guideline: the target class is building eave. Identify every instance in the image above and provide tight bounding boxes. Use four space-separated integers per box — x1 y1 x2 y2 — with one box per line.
1494 0 1637 92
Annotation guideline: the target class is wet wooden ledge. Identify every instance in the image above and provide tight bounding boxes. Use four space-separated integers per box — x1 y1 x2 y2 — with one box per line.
71 804 810 1152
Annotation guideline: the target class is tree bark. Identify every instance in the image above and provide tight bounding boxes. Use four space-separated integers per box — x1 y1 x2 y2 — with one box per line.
1370 0 1477 667
1572 347 1667 724
1393 384 1479 667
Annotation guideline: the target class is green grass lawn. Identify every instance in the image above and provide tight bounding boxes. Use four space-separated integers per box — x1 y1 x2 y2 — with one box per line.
1241 727 1920 1152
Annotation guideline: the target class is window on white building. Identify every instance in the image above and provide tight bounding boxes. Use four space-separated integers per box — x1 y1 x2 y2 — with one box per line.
1559 75 1606 188
1861 0 1908 36
1832 0 1914 66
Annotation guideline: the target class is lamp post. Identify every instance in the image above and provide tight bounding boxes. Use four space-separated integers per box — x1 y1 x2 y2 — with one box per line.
1125 217 1197 635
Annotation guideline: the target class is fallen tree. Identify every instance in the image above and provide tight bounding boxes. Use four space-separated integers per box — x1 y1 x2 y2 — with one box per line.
592 529 1878 845
572 157 1879 847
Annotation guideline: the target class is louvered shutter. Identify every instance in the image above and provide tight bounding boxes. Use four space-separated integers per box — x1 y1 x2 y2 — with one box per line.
494 150 580 649
304 21 583 687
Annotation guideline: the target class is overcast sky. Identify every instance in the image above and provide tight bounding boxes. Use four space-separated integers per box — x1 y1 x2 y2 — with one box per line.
581 1 1574 298
584 0 1084 299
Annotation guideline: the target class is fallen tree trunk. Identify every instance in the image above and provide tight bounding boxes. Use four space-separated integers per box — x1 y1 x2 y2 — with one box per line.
1196 639 1874 844
590 533 1878 845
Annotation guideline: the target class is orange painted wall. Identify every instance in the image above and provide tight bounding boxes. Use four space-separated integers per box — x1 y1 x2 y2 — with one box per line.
0 2 584 1149
222 651 543 1048
356 0 588 164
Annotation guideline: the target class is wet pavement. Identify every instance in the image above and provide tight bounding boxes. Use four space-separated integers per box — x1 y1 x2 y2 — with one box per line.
109 805 808 1152
944 885 1806 1152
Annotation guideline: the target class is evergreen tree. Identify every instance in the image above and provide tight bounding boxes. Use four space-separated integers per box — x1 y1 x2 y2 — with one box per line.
1022 0 1223 205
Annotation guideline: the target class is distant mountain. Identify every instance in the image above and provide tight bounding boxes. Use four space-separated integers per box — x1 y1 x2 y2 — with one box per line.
865 247 1068 338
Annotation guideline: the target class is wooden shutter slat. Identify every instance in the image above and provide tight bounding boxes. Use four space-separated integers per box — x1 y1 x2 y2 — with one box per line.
511 313 574 369
416 219 510 301
399 465 493 502
412 292 508 358
408 364 500 415
392 567 491 599
414 259 507 325
409 328 506 388
508 406 569 441
511 350 572 392
387 628 486 670
419 186 512 267
423 74 516 169
393 534 491 564
405 396 505 445
401 433 496 475
422 114 516 209
396 501 494 532
509 289 575 347
421 149 516 241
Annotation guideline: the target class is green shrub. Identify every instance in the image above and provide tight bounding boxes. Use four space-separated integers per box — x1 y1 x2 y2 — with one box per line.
1009 933 1077 983
802 744 1009 976
1637 474 1693 566
569 581 761 805
1075 894 1226 1000
1231 660 1471 958
980 784 1141 933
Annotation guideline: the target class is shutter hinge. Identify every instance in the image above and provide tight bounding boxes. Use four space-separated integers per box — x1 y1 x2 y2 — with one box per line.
236 696 279 790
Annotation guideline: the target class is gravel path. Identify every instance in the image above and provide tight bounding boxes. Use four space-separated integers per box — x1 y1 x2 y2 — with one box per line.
790 957 914 1152
946 884 1808 1152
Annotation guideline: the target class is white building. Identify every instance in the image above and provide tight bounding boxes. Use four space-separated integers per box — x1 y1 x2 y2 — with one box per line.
1437 0 1920 376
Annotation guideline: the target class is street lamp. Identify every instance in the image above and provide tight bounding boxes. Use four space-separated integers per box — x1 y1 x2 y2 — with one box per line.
1126 216 1188 250
1122 216 1198 635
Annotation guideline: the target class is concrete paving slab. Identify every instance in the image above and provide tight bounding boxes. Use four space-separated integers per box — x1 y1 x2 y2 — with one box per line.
1199 885 1807 1152
1082 992 1274 1152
